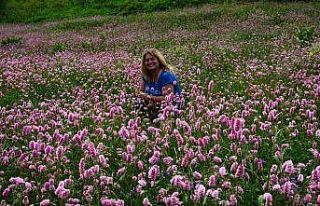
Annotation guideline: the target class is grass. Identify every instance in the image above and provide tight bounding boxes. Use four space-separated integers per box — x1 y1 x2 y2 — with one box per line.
0 0 222 23
0 36 22 46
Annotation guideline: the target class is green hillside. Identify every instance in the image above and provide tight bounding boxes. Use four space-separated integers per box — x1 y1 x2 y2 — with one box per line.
0 0 224 23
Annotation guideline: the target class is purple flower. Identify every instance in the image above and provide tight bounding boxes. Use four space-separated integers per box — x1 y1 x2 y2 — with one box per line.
143 197 152 206
263 193 272 206
40 199 51 206
207 189 219 199
219 167 227 176
193 171 202 180
148 165 160 181
9 177 24 185
282 160 294 175
163 157 173 166
208 175 217 187
235 164 245 178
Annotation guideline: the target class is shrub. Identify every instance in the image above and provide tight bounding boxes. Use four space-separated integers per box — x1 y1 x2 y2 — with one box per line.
0 36 22 46
296 26 315 45
309 42 320 56
51 42 68 53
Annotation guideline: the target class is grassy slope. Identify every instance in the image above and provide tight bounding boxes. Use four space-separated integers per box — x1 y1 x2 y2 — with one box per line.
0 0 221 23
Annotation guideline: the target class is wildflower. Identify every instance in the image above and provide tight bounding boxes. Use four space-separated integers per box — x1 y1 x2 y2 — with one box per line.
193 184 206 202
282 160 294 175
143 197 152 206
9 177 24 185
263 193 272 206
219 167 227 176
235 164 245 178
40 199 51 206
138 160 144 171
193 171 202 180
208 175 217 187
148 165 160 181
207 189 219 199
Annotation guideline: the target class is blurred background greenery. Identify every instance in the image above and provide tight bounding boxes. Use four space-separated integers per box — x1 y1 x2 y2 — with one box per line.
2 0 318 23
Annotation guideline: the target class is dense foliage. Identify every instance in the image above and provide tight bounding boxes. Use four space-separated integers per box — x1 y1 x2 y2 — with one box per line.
1 2 320 205
1 0 222 23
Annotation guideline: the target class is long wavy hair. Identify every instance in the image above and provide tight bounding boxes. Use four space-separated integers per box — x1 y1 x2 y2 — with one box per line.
141 49 173 82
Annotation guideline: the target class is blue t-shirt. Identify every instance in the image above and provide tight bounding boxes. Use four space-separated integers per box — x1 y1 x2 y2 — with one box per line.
143 71 181 96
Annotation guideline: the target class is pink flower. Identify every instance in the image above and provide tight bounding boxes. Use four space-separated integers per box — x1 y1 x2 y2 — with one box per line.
163 157 173 166
219 167 227 176
116 167 126 176
193 171 202 179
282 160 294 175
281 181 293 195
232 118 245 132
149 150 161 165
148 165 160 181
55 187 70 199
297 174 304 182
235 164 245 178
193 184 206 202
170 175 183 187
118 126 130 139
40 199 51 206
272 184 281 192
9 177 24 185
163 192 183 206
274 150 282 160
208 80 215 92
23 196 29 205
222 181 232 189
100 176 113 186
303 194 312 203
263 193 272 206
100 197 113 206
79 158 85 178
2 187 10 199
126 144 135 153
207 189 219 199
56 146 64 159
270 164 278 173
143 197 152 206
137 160 144 171
95 127 104 136
208 175 217 187
99 155 109 167
138 179 147 187
213 156 222 164
229 194 237 206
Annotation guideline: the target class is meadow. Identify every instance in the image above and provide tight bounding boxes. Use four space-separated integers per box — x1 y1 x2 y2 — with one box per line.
1 2 320 205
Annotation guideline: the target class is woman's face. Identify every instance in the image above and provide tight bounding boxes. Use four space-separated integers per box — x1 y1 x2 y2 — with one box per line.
144 53 160 71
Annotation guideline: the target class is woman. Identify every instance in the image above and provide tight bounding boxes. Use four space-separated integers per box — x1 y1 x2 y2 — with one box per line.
138 48 182 120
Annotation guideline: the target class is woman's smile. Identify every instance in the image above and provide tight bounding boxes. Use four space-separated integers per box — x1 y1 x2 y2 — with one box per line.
145 53 159 70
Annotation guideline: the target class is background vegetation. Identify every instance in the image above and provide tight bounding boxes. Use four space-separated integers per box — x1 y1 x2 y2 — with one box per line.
1 0 216 23
2 0 318 23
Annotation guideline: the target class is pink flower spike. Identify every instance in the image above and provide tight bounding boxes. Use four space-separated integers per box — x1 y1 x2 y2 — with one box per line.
263 193 272 206
219 167 227 176
40 199 51 206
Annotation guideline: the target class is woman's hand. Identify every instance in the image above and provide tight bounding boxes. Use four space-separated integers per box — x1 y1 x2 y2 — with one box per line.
138 92 156 108
138 92 150 100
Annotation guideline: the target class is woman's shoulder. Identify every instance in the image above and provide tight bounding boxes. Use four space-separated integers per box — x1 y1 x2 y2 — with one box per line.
161 70 176 78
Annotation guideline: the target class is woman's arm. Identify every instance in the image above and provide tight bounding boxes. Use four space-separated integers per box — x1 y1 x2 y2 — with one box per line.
149 84 174 103
140 78 145 92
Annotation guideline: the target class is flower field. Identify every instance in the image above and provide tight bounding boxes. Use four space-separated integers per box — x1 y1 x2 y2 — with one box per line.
1 2 320 205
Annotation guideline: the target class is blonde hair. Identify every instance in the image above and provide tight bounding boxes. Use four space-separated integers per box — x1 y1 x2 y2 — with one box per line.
141 48 173 82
